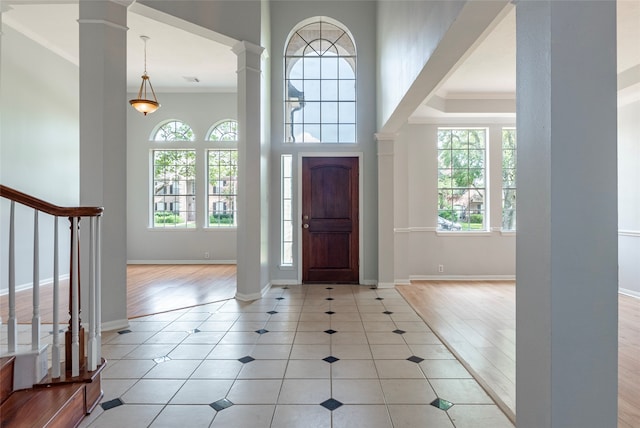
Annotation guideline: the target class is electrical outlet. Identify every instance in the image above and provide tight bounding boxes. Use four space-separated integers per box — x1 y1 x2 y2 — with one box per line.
204 252 210 259
438 264 444 273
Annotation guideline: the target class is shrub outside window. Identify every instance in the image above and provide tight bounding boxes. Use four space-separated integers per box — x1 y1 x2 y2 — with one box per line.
437 128 487 231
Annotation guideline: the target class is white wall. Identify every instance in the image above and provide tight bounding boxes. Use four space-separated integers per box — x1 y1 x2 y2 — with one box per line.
393 122 516 282
138 0 262 46
126 92 238 263
618 99 640 296
0 26 78 292
376 1 465 129
268 1 378 285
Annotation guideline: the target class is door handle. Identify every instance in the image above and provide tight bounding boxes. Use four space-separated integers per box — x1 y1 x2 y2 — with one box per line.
303 224 309 229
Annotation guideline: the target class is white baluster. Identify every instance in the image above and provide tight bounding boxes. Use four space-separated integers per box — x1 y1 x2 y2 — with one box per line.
8 201 17 353
71 217 80 377
52 217 61 378
88 217 97 371
96 215 102 362
32 210 41 351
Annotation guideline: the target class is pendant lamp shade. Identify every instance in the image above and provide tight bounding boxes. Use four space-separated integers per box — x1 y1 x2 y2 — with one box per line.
130 36 160 115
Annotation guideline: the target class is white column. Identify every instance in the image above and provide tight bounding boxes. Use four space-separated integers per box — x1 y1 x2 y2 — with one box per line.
376 133 396 288
232 41 268 300
516 2 618 427
78 0 130 326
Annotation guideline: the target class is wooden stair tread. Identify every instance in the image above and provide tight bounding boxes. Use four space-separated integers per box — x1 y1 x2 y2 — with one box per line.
0 356 15 406
38 358 106 386
0 383 85 428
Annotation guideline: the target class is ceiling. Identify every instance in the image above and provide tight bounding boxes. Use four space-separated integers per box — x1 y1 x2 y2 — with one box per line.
2 1 238 93
3 1 639 114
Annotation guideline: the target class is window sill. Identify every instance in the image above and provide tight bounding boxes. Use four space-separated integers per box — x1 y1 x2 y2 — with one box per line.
436 230 493 237
147 227 198 232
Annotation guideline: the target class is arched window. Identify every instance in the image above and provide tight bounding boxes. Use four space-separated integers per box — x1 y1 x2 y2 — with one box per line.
153 120 195 141
207 120 238 227
284 18 356 143
150 120 196 228
207 120 238 142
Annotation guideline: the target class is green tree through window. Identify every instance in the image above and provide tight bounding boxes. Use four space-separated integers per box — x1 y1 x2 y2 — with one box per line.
437 128 487 231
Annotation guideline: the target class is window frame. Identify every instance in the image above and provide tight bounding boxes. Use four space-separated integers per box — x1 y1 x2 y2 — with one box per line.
284 18 357 144
436 127 489 233
205 120 239 229
502 127 517 232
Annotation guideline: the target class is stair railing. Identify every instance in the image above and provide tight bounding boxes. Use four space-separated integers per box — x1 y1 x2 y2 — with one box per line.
0 185 103 379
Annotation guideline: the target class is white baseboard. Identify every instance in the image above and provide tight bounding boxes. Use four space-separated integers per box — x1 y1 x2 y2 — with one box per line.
360 279 377 286
619 288 640 299
409 274 516 281
236 282 272 302
376 282 396 289
127 260 237 265
395 279 412 285
101 318 130 332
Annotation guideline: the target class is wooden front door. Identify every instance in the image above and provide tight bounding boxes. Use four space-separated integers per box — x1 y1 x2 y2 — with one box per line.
302 157 359 283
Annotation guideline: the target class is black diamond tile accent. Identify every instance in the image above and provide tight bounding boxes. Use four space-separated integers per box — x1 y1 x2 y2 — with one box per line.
383 311 394 315
325 297 334 301
407 355 425 364
238 356 255 364
375 297 384 301
323 356 339 363
320 398 343 411
430 397 454 411
326 287 333 290
325 311 336 315
267 311 278 315
255 329 269 334
117 329 132 334
187 328 201 334
153 355 172 364
370 287 376 290
283 286 289 289
324 329 337 335
276 297 285 300
101 398 124 411
210 398 234 411
392 329 406 335
49 328 65 335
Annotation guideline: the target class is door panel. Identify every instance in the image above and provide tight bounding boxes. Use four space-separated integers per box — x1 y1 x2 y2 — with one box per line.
302 157 359 283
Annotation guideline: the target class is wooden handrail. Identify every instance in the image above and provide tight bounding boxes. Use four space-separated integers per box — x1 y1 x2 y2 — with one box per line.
0 185 103 217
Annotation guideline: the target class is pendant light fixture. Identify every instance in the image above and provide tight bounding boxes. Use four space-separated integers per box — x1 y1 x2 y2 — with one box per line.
129 35 160 115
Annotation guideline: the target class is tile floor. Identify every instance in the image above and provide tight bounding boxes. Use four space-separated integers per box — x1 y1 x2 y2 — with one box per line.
5 285 515 427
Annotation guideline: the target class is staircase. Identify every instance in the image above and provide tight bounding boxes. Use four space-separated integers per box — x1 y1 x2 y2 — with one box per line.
1 355 106 427
0 185 105 427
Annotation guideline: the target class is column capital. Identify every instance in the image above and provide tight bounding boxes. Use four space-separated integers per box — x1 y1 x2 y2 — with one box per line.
232 40 265 57
374 132 398 143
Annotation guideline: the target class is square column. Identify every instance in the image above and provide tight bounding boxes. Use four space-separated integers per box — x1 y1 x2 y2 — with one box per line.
233 41 269 300
376 133 396 288
78 0 130 327
516 2 618 427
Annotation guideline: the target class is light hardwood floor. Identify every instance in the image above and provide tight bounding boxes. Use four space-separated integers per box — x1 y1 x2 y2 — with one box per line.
398 281 640 427
0 264 237 323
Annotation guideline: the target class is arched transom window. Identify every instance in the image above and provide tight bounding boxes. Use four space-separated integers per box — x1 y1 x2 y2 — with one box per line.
207 120 238 142
153 120 195 141
284 19 356 143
